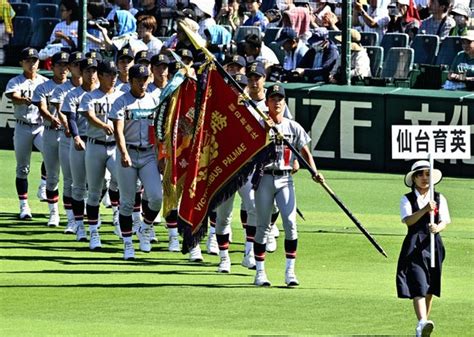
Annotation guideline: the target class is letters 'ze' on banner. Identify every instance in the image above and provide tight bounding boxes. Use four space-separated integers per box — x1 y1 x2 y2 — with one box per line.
179 67 268 235
391 125 471 160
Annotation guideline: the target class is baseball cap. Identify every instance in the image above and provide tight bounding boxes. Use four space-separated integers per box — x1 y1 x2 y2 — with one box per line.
308 27 329 45
117 47 134 60
246 61 266 77
134 50 151 64
69 51 84 64
225 55 246 68
168 61 183 75
86 50 103 62
276 28 297 44
129 64 150 79
266 84 285 99
21 47 39 60
233 73 248 86
451 4 471 18
79 58 99 72
98 60 118 75
178 49 194 61
151 53 170 66
51 51 70 65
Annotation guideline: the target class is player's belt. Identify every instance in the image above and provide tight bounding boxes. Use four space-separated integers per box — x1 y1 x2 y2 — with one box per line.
127 144 153 152
263 169 291 176
88 138 116 147
16 120 39 126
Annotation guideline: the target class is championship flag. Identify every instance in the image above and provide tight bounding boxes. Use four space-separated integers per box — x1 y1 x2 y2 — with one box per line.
177 64 269 251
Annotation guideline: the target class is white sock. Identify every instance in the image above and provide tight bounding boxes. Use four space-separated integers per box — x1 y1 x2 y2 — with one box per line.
256 260 265 272
89 224 99 232
286 258 296 271
219 249 229 259
168 227 178 237
20 199 29 207
245 241 253 255
209 225 216 235
66 209 74 221
112 206 118 213
40 179 46 187
76 220 84 228
123 236 132 244
132 211 141 221
48 203 58 212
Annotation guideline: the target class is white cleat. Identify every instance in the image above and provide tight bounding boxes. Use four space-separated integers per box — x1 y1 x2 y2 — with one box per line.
64 217 77 234
75 225 87 242
19 203 32 220
421 320 434 337
137 225 152 253
217 256 231 273
270 224 280 238
254 270 271 287
168 235 180 252
285 269 300 287
189 245 203 262
47 205 60 227
37 184 47 202
123 241 135 260
150 226 158 243
266 234 277 253
206 233 219 255
242 252 256 270
89 230 102 250
113 224 122 238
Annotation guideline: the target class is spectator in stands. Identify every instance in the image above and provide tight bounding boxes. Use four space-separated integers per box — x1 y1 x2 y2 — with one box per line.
353 0 390 40
321 11 341 31
107 0 138 21
445 30 474 90
294 27 339 83
280 0 312 41
415 0 430 20
86 2 106 52
49 0 79 50
191 0 217 38
387 0 420 41
313 0 333 27
449 4 471 37
0 0 14 64
97 10 137 51
419 0 455 39
243 0 267 32
137 15 163 56
135 0 161 35
264 9 282 30
216 0 246 32
330 29 371 83
243 33 280 68
276 27 309 71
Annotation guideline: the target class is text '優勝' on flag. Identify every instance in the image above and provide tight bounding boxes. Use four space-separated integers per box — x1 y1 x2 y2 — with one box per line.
177 64 270 251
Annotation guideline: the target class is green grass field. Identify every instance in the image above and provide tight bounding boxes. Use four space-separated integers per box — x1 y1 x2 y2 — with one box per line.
0 150 472 336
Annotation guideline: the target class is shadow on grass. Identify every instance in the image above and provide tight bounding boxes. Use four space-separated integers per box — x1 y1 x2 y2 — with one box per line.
0 282 255 289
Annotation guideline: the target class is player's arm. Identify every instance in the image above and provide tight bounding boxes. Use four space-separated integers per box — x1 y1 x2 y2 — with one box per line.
6 92 31 105
62 107 85 151
84 109 114 135
35 100 61 129
112 118 131 167
300 144 324 183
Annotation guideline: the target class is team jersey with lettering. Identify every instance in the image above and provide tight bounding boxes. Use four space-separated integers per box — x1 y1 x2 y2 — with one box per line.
265 117 310 171
5 73 48 123
78 88 123 141
109 91 159 147
115 79 130 93
50 80 76 106
32 79 63 127
62 86 92 137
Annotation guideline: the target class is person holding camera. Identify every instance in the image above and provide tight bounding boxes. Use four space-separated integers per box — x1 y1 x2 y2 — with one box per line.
217 0 246 32
352 0 390 41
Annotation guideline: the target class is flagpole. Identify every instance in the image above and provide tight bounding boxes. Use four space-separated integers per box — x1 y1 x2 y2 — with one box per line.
429 154 435 268
178 22 387 258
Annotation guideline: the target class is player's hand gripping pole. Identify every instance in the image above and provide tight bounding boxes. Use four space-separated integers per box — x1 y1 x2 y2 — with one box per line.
179 22 387 258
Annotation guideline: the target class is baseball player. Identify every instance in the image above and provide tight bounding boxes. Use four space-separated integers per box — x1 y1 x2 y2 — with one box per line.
253 84 324 287
62 58 98 242
5 47 48 219
109 64 162 260
79 60 123 249
148 53 169 95
49 51 85 233
32 51 70 226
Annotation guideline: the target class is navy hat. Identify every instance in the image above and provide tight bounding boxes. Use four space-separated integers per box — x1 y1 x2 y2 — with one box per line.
308 27 329 45
178 49 194 61
98 60 118 75
117 47 134 60
246 61 266 77
86 50 103 62
129 64 150 79
233 73 248 86
266 83 285 99
225 54 246 68
21 47 39 60
69 51 84 64
276 28 297 44
151 53 170 66
134 50 151 64
79 58 99 71
51 51 70 65
168 61 183 75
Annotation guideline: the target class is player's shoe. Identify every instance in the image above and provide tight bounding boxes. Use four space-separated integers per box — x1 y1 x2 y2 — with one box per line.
113 224 122 238
64 215 76 234
75 225 87 242
266 234 277 253
270 224 280 238
242 252 256 269
101 192 111 208
37 183 47 202
150 226 158 243
254 270 271 287
168 235 180 252
217 256 231 273
47 204 60 227
206 233 219 255
285 269 300 287
89 230 102 250
189 245 203 262
137 225 151 253
19 203 32 220
421 321 434 337
123 241 135 260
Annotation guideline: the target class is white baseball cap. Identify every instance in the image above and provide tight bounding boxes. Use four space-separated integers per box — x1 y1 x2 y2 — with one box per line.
397 0 410 5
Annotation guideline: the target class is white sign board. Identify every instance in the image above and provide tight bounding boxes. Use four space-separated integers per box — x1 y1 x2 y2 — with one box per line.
392 125 471 160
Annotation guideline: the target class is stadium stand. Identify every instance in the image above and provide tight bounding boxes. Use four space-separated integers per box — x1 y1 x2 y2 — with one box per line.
380 47 414 79
380 33 409 60
435 36 463 66
30 17 60 49
411 34 439 65
360 31 379 46
263 27 282 46
234 26 261 42
10 2 30 16
366 46 384 77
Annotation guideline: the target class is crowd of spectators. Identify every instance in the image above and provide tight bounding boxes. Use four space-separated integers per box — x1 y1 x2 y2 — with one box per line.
0 0 473 89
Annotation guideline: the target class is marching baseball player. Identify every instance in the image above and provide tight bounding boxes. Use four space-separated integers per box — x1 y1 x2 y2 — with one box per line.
109 64 162 260
253 84 324 287
5 47 48 219
32 51 70 227
79 60 123 249
62 58 98 242
50 51 84 233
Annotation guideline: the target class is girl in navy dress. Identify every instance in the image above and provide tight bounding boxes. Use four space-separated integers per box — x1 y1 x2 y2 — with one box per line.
396 160 451 337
